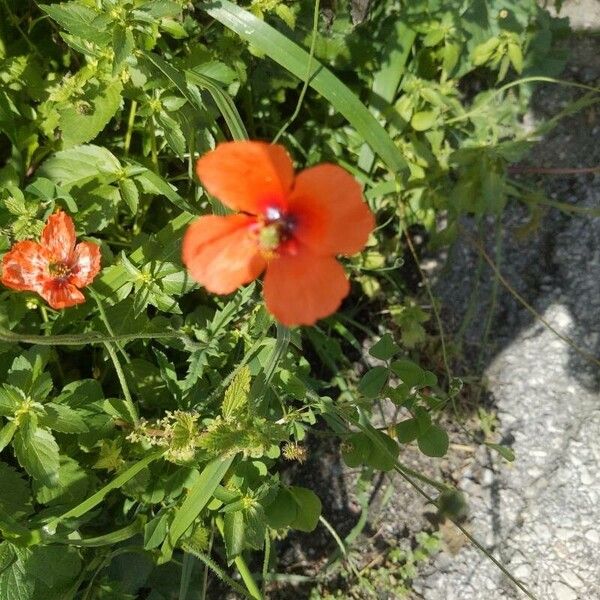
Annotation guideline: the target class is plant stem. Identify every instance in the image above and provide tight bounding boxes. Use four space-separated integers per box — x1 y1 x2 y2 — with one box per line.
104 342 139 426
215 516 262 600
124 99 137 156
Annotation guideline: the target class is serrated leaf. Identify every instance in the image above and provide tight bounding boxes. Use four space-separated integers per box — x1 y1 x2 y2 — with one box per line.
0 463 32 518
33 456 89 506
222 366 251 419
0 385 24 416
13 420 60 486
40 3 109 43
59 79 123 147
38 145 121 189
113 25 135 75
39 403 88 434
0 422 18 453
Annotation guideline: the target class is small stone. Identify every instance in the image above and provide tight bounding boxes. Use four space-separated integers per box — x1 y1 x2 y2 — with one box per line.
561 571 583 588
584 528 599 544
552 581 577 600
580 468 593 486
514 563 532 579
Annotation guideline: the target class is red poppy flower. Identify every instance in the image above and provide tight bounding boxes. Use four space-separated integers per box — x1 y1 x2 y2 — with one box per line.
1 211 101 309
182 141 375 326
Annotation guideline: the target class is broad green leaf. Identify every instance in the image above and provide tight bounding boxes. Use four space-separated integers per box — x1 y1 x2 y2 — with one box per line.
288 486 321 533
358 366 388 398
25 546 81 589
38 145 121 189
40 403 88 434
508 42 524 73
395 418 419 443
204 1 407 175
0 543 34 600
133 167 198 214
341 432 371 468
40 3 109 43
369 334 400 361
264 487 297 529
417 425 449 458
366 430 399 471
390 359 437 388
13 420 60 486
59 79 123 147
33 456 89 506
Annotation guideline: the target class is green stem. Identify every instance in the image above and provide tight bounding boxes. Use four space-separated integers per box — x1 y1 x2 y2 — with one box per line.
261 531 271 597
272 0 320 143
104 342 138 426
150 115 160 173
124 99 137 156
215 516 262 600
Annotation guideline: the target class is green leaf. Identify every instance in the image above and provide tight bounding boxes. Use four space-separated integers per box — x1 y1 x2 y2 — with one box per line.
472 37 500 66
39 403 88 434
0 543 34 600
411 111 437 131
0 463 32 518
133 166 198 214
156 110 186 158
222 366 251 420
0 422 17 453
59 79 123 147
164 455 235 559
341 432 371 468
33 456 89 506
13 421 60 487
417 425 449 458
144 512 170 550
25 546 81 589
38 145 121 189
40 3 109 43
395 418 419 443
390 359 437 388
288 486 321 533
113 25 135 75
366 430 398 471
507 42 524 73
369 334 400 361
204 1 407 175
223 510 244 560
119 178 139 214
0 385 23 416
264 487 297 529
358 366 388 398
485 442 515 462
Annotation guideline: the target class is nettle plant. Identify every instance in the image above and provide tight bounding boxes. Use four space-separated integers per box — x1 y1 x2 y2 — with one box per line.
0 0 566 597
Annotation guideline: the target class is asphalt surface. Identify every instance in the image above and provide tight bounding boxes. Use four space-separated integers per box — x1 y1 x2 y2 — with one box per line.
413 27 600 600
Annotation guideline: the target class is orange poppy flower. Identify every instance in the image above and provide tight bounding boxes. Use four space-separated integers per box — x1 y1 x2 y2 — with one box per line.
182 141 375 326
1 211 101 309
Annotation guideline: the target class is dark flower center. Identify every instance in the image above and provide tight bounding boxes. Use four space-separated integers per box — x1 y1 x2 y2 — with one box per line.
259 207 297 251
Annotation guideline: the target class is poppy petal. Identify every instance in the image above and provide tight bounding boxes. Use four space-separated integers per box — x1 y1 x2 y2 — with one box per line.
39 281 85 309
289 164 375 256
182 214 266 295
1 241 50 292
196 141 294 214
263 251 350 326
41 211 76 263
70 242 101 288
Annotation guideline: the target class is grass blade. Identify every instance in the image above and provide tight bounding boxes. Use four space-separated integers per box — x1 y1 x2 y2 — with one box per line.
203 0 408 175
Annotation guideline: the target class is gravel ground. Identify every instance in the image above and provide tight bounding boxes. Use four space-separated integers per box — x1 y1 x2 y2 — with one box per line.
412 25 600 600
